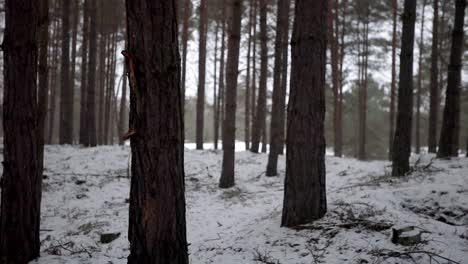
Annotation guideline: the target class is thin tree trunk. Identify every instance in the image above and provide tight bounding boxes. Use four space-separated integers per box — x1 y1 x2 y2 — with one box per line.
266 0 290 176
69 0 79 143
250 0 258 146
48 0 61 145
196 0 208 150
278 1 290 154
328 0 340 158
97 22 107 145
85 0 98 147
358 7 369 161
220 0 243 188
213 20 219 148
338 0 347 158
389 0 398 160
415 1 426 154
119 64 128 145
245 0 254 151
282 0 327 227
437 0 466 158
215 2 227 150
38 0 49 147
126 1 189 263
0 1 42 262
392 0 417 176
181 0 190 114
251 0 268 153
59 0 73 144
428 0 439 153
79 0 90 145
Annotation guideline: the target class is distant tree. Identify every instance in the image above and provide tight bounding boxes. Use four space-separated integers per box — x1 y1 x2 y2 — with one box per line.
80 0 90 145
214 0 226 150
415 0 427 154
85 0 97 147
392 0 417 176
428 0 439 153
126 0 189 262
119 64 127 145
60 0 73 144
181 0 191 113
266 0 290 176
250 0 258 147
220 0 243 188
250 0 268 153
329 0 341 157
69 0 79 142
47 0 61 144
196 0 208 149
438 0 466 158
244 0 254 150
38 0 49 149
0 0 43 262
282 0 327 227
389 0 397 159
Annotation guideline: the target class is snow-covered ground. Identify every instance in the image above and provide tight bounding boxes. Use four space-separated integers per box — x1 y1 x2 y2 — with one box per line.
18 145 468 263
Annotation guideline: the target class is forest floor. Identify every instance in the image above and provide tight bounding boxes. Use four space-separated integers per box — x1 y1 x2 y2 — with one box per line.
16 145 468 264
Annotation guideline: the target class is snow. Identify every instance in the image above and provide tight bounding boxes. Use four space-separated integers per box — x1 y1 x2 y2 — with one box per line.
6 145 464 263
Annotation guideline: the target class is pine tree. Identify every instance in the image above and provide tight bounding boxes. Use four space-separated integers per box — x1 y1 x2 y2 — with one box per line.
85 0 98 147
392 0 417 176
126 0 189 262
0 1 43 262
428 0 439 153
196 0 208 150
80 0 90 146
59 0 73 144
415 0 427 154
389 0 398 159
282 0 327 227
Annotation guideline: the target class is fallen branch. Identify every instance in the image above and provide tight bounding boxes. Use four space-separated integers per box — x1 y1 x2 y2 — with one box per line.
370 249 461 264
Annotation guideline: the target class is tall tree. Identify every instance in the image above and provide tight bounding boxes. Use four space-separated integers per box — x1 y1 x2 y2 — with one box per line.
214 1 227 150
38 0 49 147
389 0 398 159
79 0 90 145
428 0 439 153
0 0 43 262
181 0 191 113
281 0 327 227
250 0 258 147
392 0 417 176
47 0 61 144
59 0 73 144
266 0 290 176
438 0 466 158
85 0 98 147
244 0 254 150
213 20 220 148
337 0 347 157
329 0 341 157
126 0 189 262
69 0 79 142
415 0 427 154
250 0 268 153
196 0 208 149
220 0 243 188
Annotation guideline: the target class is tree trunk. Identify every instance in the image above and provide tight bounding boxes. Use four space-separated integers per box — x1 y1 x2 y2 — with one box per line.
47 2 60 144
266 0 290 176
389 0 398 160
392 0 417 176
220 0 243 189
38 0 49 148
126 1 189 263
428 0 439 153
244 0 254 151
415 1 426 154
358 7 369 161
0 1 42 262
250 0 268 153
85 0 98 147
250 0 258 146
213 20 219 148
196 0 208 150
181 0 190 115
59 0 73 144
119 64 128 145
338 0 347 158
215 2 227 150
69 0 79 143
281 0 327 227
328 0 340 158
437 0 466 158
79 0 90 145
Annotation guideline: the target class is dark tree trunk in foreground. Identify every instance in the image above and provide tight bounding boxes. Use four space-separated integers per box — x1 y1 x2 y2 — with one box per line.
266 0 290 176
282 0 327 227
438 0 466 158
59 0 73 144
85 0 98 147
428 0 439 153
126 1 188 263
196 0 208 150
80 0 90 145
251 0 268 153
220 0 243 189
389 0 398 160
392 0 417 176
0 1 42 263
415 1 426 154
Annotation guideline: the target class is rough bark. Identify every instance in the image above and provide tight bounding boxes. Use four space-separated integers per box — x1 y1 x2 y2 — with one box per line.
392 0 417 176
196 0 208 150
250 0 268 153
389 0 398 160
125 0 189 263
59 0 73 144
220 0 243 189
0 1 42 262
415 1 426 154
85 0 98 147
281 0 327 227
428 0 439 153
437 0 466 158
79 0 90 145
266 0 290 176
